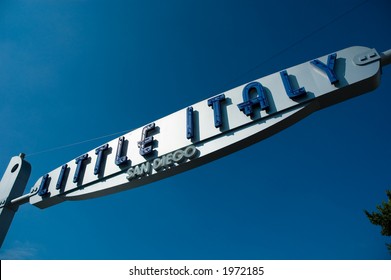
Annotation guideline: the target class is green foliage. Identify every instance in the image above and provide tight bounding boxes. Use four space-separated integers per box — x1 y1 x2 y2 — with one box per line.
365 190 391 253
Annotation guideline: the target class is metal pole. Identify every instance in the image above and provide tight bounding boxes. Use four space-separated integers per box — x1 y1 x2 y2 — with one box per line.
380 49 391 66
0 154 31 248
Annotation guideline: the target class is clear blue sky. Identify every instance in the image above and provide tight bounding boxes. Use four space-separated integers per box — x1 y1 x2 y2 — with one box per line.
0 0 390 260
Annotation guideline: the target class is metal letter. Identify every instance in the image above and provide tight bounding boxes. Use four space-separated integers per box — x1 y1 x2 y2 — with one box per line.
94 144 109 175
56 164 68 190
186 106 194 139
207 94 226 128
237 82 269 116
38 174 49 196
310 53 339 84
138 123 156 156
115 136 128 166
73 154 88 183
280 70 307 99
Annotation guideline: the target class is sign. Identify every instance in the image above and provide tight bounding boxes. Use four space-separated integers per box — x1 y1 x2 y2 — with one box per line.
28 46 383 209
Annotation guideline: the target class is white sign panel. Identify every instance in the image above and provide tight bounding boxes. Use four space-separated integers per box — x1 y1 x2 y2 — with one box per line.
29 46 382 209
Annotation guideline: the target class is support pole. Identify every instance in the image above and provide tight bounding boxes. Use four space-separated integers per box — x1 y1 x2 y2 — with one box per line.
380 49 391 67
0 154 31 248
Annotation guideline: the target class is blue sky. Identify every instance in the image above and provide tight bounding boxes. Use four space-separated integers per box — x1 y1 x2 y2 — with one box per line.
0 0 391 260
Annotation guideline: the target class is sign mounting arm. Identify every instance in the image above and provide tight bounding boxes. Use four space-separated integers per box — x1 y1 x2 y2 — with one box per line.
380 49 391 66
